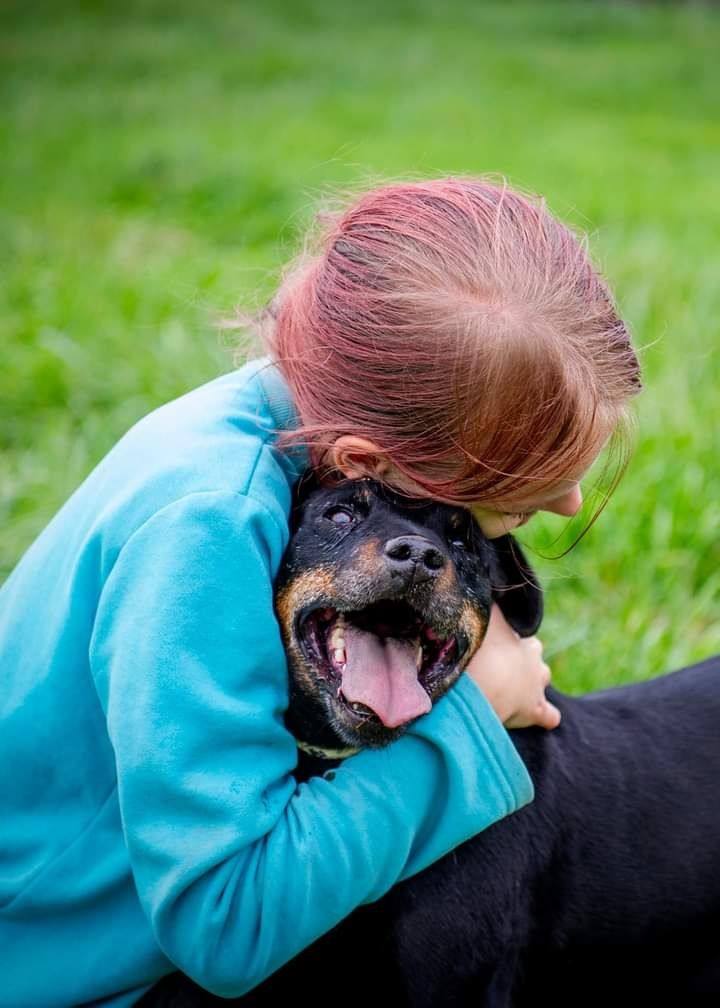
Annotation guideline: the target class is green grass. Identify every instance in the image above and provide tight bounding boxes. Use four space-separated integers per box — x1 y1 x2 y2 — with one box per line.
2 0 719 692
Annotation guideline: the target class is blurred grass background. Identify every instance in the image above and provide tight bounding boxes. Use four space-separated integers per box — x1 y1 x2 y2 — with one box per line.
2 0 719 692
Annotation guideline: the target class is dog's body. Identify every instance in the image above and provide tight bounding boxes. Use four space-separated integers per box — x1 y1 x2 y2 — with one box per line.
234 657 720 1008
141 481 720 1007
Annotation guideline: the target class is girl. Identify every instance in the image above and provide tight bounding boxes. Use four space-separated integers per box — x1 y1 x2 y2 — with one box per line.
0 178 641 1006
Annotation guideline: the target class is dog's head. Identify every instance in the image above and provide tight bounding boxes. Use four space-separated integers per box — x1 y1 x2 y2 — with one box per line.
275 478 543 752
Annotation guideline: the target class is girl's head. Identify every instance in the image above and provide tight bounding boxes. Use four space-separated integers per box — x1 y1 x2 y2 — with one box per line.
256 177 641 535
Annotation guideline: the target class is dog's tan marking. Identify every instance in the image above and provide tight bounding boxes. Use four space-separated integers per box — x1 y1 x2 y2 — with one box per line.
276 567 338 626
429 601 488 701
276 568 340 697
353 537 383 574
433 561 458 596
458 600 487 669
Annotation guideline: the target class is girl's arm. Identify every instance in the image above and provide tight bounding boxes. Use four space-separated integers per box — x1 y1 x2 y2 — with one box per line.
90 490 532 998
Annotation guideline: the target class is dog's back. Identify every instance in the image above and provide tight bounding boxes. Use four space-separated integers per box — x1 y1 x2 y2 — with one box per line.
514 656 720 1005
375 656 720 1006
231 657 720 1007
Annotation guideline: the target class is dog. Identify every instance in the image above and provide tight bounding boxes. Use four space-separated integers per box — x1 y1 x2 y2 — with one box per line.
142 479 720 1007
274 475 542 770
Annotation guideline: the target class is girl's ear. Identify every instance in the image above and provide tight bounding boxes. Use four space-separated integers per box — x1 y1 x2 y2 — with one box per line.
488 534 544 637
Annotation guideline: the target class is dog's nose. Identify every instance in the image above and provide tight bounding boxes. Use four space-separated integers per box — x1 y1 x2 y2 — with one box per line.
384 535 446 582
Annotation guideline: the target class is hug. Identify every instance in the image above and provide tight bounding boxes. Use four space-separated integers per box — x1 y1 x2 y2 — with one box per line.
3 178 711 1008
145 478 720 1007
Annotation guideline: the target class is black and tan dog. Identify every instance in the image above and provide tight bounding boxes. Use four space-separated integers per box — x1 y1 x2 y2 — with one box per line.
143 479 720 1008
274 476 541 770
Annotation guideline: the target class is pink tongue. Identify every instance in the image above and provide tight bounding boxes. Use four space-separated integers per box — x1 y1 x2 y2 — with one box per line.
340 625 432 728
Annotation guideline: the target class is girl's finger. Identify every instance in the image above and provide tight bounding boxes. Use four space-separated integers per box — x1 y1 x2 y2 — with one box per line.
540 701 562 730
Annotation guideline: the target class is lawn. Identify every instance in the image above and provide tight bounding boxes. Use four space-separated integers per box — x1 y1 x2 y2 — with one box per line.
2 0 719 692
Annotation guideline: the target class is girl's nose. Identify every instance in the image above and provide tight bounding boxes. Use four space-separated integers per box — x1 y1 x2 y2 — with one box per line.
544 484 583 517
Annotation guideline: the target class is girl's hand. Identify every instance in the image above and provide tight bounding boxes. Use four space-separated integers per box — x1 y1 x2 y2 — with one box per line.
465 603 561 730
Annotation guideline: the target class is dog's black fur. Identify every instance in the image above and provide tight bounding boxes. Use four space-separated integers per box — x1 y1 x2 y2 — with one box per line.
140 481 720 1008
275 477 542 761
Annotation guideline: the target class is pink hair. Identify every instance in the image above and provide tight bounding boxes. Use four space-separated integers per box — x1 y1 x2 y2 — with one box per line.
252 177 641 506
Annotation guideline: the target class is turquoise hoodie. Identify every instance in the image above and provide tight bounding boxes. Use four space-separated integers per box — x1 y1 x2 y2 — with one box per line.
0 358 533 1007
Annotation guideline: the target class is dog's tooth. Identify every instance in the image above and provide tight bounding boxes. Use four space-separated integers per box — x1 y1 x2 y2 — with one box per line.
333 647 347 667
416 643 423 669
329 626 346 652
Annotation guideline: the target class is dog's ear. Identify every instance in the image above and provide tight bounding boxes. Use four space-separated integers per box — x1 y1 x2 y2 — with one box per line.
288 470 324 533
488 534 543 637
293 469 323 503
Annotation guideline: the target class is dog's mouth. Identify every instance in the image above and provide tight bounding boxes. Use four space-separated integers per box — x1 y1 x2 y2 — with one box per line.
297 600 466 731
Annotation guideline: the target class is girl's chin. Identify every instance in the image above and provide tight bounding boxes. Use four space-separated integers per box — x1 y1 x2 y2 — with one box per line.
476 513 532 538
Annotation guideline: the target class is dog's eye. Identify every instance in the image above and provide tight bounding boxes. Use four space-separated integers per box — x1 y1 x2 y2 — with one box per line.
447 512 471 549
324 506 354 525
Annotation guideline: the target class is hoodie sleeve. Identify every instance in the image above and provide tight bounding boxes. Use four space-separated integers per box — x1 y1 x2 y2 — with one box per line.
89 490 533 998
